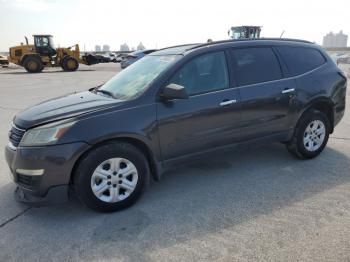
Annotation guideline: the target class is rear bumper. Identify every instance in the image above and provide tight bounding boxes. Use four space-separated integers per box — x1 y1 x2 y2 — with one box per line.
334 106 345 128
5 142 90 205
333 82 347 128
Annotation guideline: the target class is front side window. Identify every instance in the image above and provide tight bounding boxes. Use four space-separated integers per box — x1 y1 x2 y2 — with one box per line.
276 47 326 76
36 37 49 47
230 47 282 86
169 51 229 96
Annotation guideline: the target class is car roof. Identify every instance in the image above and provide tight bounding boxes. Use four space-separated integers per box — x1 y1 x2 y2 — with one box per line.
130 49 157 55
151 44 200 55
151 38 317 56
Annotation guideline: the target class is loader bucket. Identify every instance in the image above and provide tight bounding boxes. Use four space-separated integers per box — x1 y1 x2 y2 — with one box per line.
82 54 99 65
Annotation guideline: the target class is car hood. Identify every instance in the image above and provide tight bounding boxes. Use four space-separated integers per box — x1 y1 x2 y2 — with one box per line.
14 91 122 129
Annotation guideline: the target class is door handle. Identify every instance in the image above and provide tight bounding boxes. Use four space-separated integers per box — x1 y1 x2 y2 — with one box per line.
220 99 237 106
282 88 295 94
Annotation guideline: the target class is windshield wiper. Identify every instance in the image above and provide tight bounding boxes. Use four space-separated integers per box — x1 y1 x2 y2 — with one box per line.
93 88 116 98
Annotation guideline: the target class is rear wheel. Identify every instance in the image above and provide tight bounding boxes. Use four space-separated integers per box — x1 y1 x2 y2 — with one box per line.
73 142 150 212
62 56 79 71
286 110 330 159
60 57 67 70
23 56 43 73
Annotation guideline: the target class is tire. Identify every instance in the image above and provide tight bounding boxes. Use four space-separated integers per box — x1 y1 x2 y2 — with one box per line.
286 109 330 159
23 56 43 73
73 142 150 212
62 56 79 71
60 56 67 70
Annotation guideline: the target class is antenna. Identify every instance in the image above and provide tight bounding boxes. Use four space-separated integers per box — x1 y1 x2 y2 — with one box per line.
280 30 285 38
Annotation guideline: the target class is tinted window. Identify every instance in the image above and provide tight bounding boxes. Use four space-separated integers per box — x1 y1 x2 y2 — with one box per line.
169 51 229 96
277 47 326 76
230 47 282 86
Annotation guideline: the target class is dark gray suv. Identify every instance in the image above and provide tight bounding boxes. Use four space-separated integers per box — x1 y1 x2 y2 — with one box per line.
5 39 347 212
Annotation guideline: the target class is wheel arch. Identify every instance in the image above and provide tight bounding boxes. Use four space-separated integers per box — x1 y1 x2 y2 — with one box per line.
299 97 335 133
70 136 162 185
20 54 42 65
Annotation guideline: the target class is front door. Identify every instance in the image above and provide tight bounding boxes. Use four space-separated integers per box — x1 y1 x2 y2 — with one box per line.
34 36 56 57
157 51 241 161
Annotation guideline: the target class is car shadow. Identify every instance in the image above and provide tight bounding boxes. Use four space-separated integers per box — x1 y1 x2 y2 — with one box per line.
1 143 349 261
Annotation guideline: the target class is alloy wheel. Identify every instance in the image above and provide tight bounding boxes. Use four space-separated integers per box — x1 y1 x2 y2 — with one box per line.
91 158 138 203
303 120 326 152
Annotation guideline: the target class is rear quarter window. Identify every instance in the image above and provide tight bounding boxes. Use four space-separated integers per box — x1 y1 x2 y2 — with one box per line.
276 47 326 76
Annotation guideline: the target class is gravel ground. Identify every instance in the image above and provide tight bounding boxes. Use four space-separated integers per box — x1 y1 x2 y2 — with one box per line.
0 63 349 262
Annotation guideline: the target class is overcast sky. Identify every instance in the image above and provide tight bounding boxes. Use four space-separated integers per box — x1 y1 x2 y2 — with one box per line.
0 0 349 51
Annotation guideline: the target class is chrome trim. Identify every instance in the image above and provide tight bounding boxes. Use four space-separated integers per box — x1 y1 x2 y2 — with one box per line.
282 88 295 94
7 142 17 151
11 123 26 132
220 99 237 106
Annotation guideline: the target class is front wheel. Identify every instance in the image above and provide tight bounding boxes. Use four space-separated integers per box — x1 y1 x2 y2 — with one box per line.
73 142 150 212
286 110 330 159
62 56 79 71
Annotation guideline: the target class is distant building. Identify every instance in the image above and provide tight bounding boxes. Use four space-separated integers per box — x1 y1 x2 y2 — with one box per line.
137 42 145 50
95 45 101 52
323 31 348 48
102 45 110 52
120 43 130 52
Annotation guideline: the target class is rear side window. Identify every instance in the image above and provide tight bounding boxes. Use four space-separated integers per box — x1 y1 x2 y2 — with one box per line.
230 47 282 86
276 47 326 76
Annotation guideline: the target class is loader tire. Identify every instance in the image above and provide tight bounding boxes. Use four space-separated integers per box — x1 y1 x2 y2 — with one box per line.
23 56 43 73
62 56 79 72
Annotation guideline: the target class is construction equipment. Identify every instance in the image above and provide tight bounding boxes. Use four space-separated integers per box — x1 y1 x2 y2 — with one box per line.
8 35 98 73
228 26 262 40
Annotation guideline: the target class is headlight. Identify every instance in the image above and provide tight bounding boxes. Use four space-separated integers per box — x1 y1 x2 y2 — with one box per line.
20 120 76 146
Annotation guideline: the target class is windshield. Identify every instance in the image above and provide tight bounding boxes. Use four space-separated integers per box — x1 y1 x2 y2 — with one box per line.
231 28 246 39
100 55 180 99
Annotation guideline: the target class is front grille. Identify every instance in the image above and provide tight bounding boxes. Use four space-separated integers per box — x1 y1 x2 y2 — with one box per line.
9 125 26 147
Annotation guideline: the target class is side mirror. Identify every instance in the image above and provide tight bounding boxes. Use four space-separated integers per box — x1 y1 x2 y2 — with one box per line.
161 84 188 100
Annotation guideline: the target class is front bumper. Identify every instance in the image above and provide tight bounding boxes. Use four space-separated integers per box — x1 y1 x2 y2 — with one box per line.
5 142 90 205
14 185 70 206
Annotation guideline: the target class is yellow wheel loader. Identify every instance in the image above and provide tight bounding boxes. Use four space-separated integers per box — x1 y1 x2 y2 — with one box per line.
8 35 98 73
228 26 262 40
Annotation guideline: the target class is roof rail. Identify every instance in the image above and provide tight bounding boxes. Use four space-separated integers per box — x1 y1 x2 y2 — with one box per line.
189 38 313 50
156 43 202 52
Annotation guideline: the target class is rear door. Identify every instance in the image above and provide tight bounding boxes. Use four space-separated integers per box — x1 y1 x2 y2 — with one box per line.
157 51 241 161
228 46 297 141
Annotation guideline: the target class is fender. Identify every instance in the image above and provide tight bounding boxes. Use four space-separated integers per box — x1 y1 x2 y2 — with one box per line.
84 133 162 181
297 96 335 132
20 53 43 65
